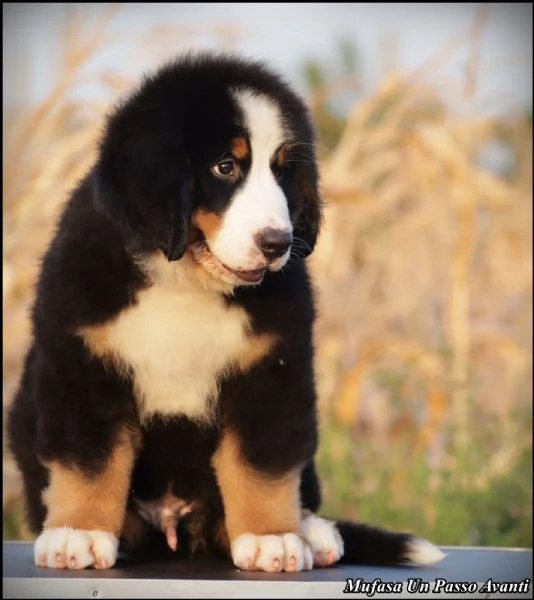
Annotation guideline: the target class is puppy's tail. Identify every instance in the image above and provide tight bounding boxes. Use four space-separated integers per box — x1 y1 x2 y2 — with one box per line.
335 519 446 566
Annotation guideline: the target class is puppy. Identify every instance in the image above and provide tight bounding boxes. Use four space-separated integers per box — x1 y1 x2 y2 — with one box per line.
7 52 445 572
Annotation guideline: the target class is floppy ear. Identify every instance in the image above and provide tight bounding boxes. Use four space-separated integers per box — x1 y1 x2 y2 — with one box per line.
165 174 193 261
92 110 192 262
291 160 324 257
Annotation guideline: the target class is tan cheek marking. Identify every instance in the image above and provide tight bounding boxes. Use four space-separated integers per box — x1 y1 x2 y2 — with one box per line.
42 428 138 535
191 209 224 240
231 136 249 160
212 429 301 541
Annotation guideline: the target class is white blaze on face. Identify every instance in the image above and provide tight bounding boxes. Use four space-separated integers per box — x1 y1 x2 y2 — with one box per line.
207 89 292 271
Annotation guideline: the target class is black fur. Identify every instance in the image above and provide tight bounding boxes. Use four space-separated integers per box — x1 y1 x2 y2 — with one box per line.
8 52 422 568
336 521 413 566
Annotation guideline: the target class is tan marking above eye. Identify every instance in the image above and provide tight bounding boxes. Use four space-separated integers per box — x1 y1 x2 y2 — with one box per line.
231 137 249 160
277 145 287 167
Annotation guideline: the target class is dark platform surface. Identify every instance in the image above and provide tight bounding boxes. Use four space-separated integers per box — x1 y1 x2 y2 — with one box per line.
3 541 532 598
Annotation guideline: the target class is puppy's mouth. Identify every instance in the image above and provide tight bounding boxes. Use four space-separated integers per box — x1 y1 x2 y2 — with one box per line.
224 266 266 284
188 241 267 285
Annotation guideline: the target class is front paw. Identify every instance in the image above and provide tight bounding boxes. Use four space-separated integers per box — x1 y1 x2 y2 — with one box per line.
231 533 314 572
34 527 118 569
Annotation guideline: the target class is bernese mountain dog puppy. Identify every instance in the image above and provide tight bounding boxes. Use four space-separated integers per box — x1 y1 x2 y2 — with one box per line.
7 53 445 572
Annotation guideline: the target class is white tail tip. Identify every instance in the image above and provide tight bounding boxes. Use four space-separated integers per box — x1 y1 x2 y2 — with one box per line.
405 538 447 564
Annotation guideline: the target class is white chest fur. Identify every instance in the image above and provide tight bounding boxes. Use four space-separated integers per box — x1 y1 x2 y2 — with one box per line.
87 285 252 422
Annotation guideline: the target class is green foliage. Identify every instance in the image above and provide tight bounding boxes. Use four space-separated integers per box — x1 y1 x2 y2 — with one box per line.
3 500 32 541
316 419 532 548
303 62 324 91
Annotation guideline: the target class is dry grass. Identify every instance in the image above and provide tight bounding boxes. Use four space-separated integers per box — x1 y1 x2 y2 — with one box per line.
306 10 531 512
311 70 531 464
3 7 532 544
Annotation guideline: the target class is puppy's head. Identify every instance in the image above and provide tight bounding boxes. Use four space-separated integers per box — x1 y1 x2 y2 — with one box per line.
94 53 322 287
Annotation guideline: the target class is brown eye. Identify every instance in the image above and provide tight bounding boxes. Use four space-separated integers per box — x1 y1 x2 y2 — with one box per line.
212 159 236 178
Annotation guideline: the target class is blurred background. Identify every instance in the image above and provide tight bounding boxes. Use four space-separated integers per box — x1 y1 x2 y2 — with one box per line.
3 3 532 548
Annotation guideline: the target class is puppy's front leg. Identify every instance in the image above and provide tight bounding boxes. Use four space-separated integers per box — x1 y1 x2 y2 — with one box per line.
212 429 313 572
35 427 136 570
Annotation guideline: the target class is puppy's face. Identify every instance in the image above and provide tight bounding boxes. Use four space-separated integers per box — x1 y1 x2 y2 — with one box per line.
95 55 322 288
190 89 307 286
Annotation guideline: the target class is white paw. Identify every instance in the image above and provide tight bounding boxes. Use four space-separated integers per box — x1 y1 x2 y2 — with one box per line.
231 533 313 572
300 514 344 567
34 527 118 570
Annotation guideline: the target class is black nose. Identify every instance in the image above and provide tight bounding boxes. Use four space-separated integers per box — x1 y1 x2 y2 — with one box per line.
255 228 293 261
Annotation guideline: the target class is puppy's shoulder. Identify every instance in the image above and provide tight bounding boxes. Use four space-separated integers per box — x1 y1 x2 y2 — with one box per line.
34 174 146 334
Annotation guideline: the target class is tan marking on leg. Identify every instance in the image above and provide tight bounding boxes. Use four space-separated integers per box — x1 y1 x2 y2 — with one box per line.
43 428 137 535
212 429 301 541
231 136 249 160
231 334 276 373
191 209 223 239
